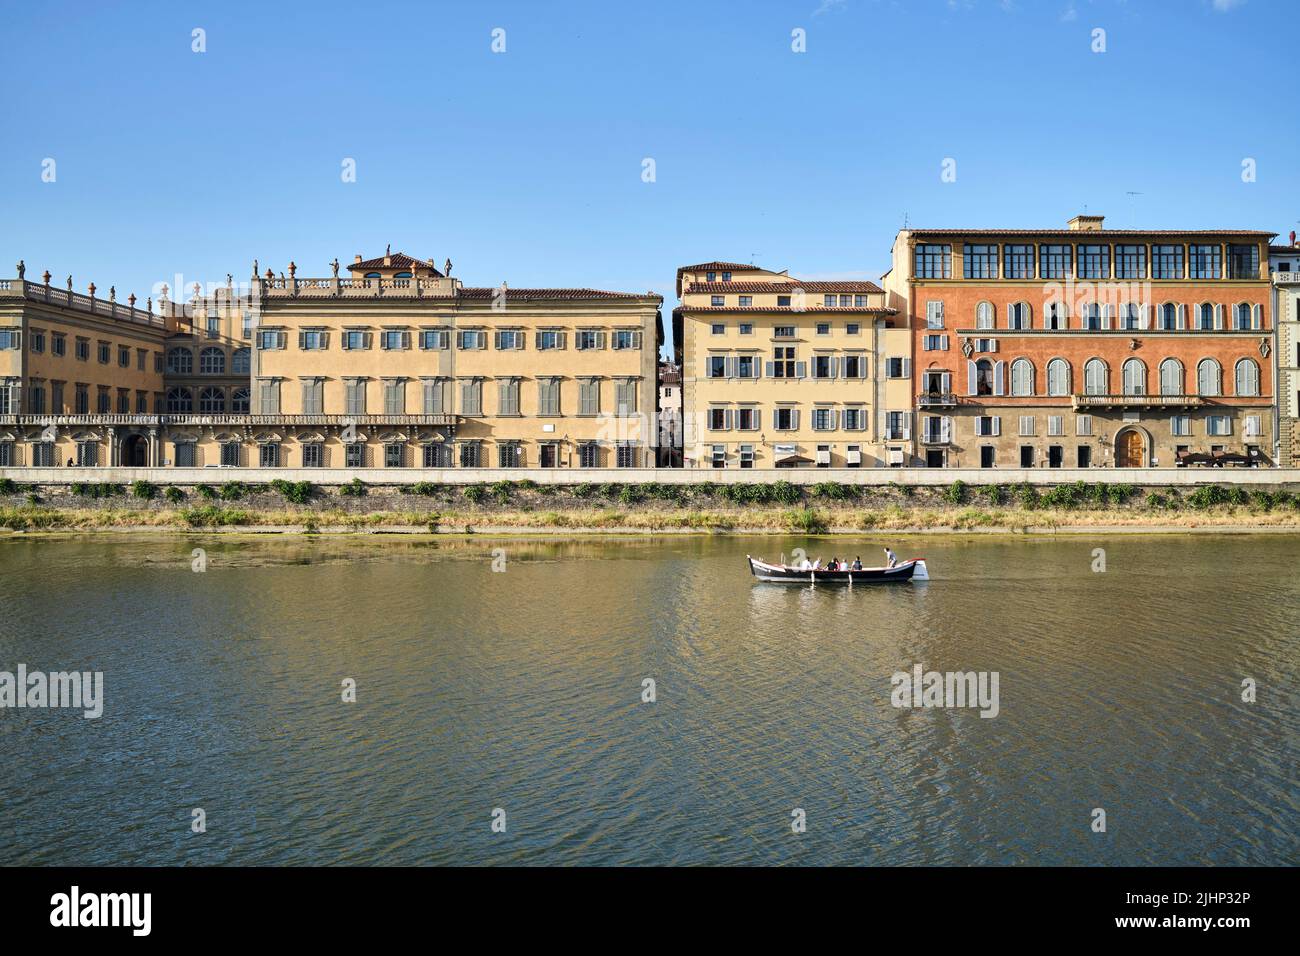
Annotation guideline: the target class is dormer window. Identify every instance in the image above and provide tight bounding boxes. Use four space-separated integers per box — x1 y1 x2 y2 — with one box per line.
721 271 732 281
706 272 716 282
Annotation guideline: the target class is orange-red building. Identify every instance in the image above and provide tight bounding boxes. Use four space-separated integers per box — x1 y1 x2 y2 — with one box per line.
884 215 1275 468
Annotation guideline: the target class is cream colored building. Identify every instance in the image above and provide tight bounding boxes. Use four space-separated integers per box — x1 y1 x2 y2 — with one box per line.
242 250 663 469
675 261 909 468
1271 236 1300 465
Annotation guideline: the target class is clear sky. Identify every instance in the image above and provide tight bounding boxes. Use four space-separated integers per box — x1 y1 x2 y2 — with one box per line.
2 0 1296 358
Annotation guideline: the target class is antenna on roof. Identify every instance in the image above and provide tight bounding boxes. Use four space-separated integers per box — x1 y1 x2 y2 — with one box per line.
902 212 909 229
1125 191 1143 228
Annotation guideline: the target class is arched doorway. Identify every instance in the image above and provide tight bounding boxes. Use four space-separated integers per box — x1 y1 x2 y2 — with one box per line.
1115 428 1145 468
121 434 148 467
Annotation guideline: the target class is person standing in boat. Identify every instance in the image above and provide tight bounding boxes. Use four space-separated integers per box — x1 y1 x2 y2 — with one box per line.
884 547 897 568
851 556 862 570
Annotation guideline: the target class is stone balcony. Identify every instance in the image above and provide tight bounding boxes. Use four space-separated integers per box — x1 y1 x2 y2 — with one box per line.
0 278 168 328
1071 394 1205 410
260 275 460 299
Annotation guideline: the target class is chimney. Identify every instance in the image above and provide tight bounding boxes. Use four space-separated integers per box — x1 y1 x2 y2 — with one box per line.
354 254 362 264
1068 214 1105 232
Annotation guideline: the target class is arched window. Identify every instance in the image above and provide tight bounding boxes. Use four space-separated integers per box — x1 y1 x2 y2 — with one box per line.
1008 301 1031 330
1084 358 1107 395
1044 301 1069 330
1158 303 1177 330
1122 358 1147 395
1010 358 1034 396
200 347 225 375
1159 358 1183 396
231 387 251 414
1234 303 1252 330
1235 358 1260 396
232 348 250 374
166 387 193 413
1047 358 1070 396
364 272 381 279
1082 303 1102 330
199 386 226 413
1197 303 1214 330
166 347 193 374
394 271 413 279
1197 358 1221 396
976 301 994 330
975 358 994 396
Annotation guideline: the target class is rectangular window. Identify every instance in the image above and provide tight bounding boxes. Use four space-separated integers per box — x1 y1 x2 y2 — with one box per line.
1040 244 1071 278
221 442 241 467
344 443 365 468
1227 244 1259 279
1171 415 1191 436
1048 415 1064 437
615 380 636 414
616 444 637 468
823 295 835 307
886 357 908 378
380 330 408 350
923 334 948 351
1189 244 1222 279
842 407 864 430
458 329 486 350
1152 244 1184 279
774 407 798 430
739 296 752 307
98 342 110 364
736 407 758 430
1077 244 1110 279
914 244 952 279
1003 244 1035 279
816 323 830 335
579 379 600 416
384 380 405 414
423 379 449 414
812 407 834 430
459 443 481 468
344 380 367 415
0 330 18 350
575 329 601 350
460 380 482 416
612 329 638 350
578 443 598 468
925 301 945 329
537 330 565 350
32 441 55 467
1019 415 1035 437
77 442 100 467
777 296 791 307
242 312 253 338
301 443 324 468
739 444 755 468
52 334 66 356
974 416 999 437
739 323 753 335
708 407 729 430
75 385 89 414
299 329 326 350
343 329 369 350
30 331 44 353
964 243 998 279
1115 244 1147 279
711 296 725 307
1207 415 1232 436
257 330 282 350
76 338 90 361
259 443 280 468
420 328 450 350
773 326 795 337
538 379 560 416
1076 414 1092 436
709 356 727 379
498 379 520 416
386 444 406 468
207 315 220 339
301 380 324 415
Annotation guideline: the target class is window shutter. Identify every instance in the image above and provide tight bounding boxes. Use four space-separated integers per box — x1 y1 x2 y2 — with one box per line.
558 331 567 350
1139 304 1151 329
724 409 733 430
901 358 911 377
991 415 1001 436
725 356 737 378
1253 303 1262 329
941 334 949 350
596 331 607 349
633 331 643 349
993 360 1006 396
752 359 762 379
277 332 287 350
1177 304 1186 329
791 409 800 430
967 360 978 395
494 331 503 349
879 410 888 438
298 331 306 349
900 412 910 440
795 361 807 379
941 416 951 443
765 361 775 377
1214 304 1224 330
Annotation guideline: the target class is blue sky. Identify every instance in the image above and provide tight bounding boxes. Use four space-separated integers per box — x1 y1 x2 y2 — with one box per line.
2 0 1295 357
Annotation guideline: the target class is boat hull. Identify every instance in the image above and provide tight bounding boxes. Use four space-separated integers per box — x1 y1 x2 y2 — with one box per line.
747 556 925 584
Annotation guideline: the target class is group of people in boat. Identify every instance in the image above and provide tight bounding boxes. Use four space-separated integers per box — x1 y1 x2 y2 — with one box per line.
794 548 897 571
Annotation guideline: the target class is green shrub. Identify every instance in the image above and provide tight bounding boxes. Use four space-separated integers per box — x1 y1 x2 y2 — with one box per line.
943 479 968 505
269 479 313 504
339 478 367 498
489 480 513 504
887 481 913 497
411 481 440 497
195 484 218 501
618 485 645 505
219 480 249 501
570 482 595 499
978 485 1006 506
163 486 185 504
70 482 124 499
771 480 801 505
463 484 487 504
1145 492 1169 510
1015 482 1040 510
180 505 249 527
784 507 829 534
598 482 623 500
130 480 157 500
0 478 18 496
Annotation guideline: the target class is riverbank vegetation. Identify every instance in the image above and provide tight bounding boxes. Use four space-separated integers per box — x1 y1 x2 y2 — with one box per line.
2 476 1300 533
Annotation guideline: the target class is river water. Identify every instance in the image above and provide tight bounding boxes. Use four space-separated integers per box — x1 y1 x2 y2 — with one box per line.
0 533 1296 866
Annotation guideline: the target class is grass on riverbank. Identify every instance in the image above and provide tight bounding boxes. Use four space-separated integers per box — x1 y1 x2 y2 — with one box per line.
4 501 1300 533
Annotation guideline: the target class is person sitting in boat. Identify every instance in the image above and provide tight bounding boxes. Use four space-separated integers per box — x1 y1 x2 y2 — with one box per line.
798 556 813 570
884 547 897 568
830 557 839 570
852 556 862 570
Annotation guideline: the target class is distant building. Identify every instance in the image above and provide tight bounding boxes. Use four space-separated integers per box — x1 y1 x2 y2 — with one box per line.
1270 232 1300 465
658 363 681 466
675 260 909 468
884 216 1275 468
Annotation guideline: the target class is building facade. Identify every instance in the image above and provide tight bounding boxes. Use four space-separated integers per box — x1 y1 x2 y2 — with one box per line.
241 251 663 470
884 216 1276 468
676 261 911 468
1270 234 1300 465
1 264 172 467
657 362 682 467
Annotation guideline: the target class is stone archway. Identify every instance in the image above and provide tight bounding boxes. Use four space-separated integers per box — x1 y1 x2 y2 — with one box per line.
1115 427 1146 468
121 434 149 467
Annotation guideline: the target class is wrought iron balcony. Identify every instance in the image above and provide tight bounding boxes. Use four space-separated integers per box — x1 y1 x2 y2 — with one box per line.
918 392 958 407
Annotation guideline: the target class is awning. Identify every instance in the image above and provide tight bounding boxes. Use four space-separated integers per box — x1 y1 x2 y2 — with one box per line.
777 454 813 464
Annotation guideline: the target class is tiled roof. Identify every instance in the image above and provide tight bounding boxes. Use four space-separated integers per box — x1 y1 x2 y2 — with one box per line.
349 252 444 274
686 280 883 294
908 228 1276 238
683 305 897 315
1270 245 1300 254
459 287 660 301
676 261 760 272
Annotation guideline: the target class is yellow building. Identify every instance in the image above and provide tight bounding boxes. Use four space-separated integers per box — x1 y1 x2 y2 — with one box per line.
674 261 909 468
0 263 171 467
243 250 663 469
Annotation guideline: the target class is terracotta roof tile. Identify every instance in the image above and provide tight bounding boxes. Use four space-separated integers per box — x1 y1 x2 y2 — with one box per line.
349 252 443 274
908 228 1275 238
459 287 659 301
686 280 883 294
